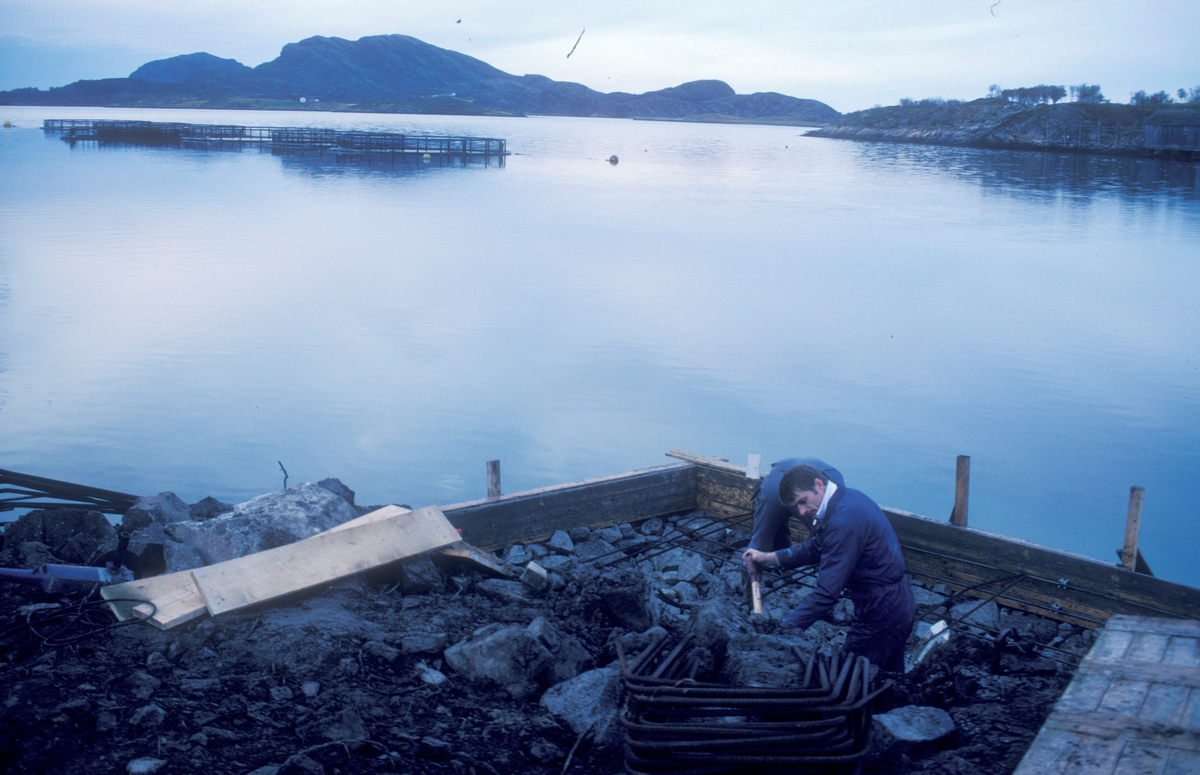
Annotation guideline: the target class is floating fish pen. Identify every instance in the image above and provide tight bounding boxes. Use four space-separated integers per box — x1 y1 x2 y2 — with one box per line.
42 119 507 158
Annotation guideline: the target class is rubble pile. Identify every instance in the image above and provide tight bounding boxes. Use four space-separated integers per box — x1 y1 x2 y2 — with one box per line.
0 482 1082 774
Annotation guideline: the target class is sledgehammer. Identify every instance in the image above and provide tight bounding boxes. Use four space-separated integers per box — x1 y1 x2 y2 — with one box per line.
744 553 763 615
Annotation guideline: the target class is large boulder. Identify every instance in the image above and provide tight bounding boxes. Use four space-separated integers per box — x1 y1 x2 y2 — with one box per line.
444 624 554 697
540 666 624 749
122 493 192 532
0 508 118 566
156 483 359 572
871 705 955 759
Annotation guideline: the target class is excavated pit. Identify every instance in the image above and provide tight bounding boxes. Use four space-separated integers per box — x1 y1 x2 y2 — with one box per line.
0 501 1081 775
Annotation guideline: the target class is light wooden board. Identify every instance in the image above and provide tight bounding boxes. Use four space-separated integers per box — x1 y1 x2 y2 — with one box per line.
191 505 459 616
101 504 422 629
101 569 207 629
438 540 514 577
1013 614 1200 775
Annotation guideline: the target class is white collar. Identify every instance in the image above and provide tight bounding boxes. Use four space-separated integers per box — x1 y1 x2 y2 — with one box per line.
814 481 838 521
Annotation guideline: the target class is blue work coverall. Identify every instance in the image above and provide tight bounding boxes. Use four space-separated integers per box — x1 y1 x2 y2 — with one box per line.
756 459 915 673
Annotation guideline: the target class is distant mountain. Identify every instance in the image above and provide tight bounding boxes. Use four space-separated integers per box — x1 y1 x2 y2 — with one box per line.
0 33 840 125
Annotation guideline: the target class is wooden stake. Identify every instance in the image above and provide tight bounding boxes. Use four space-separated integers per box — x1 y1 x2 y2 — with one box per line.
1120 486 1145 570
487 459 501 499
950 455 970 527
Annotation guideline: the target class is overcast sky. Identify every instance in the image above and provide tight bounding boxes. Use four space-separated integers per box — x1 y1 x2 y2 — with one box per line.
1 0 1196 112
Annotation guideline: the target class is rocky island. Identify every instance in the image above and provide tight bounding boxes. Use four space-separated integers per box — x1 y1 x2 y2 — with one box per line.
806 98 1200 157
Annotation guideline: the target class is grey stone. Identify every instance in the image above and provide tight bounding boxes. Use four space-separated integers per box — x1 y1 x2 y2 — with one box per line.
317 477 355 506
179 678 221 696
999 611 1060 643
399 554 443 595
362 641 400 663
720 631 812 688
476 578 534 605
950 599 1000 631
872 706 955 758
0 509 117 565
129 703 167 728
573 537 617 563
126 758 169 775
539 555 573 571
322 708 369 740
594 526 624 543
547 529 575 554
124 671 162 700
123 493 193 532
444 624 554 696
503 543 534 566
528 616 592 683
684 598 756 662
639 517 664 536
654 547 709 584
279 754 324 775
160 483 360 572
567 526 592 542
401 633 448 654
188 496 233 521
269 685 294 701
540 666 624 748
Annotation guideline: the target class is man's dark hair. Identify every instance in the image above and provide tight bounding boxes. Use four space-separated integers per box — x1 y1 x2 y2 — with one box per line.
778 464 828 504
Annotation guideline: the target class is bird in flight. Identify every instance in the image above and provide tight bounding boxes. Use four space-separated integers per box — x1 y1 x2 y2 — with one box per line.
567 29 585 58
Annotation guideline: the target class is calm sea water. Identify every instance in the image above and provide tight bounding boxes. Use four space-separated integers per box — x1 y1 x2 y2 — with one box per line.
2 106 1198 587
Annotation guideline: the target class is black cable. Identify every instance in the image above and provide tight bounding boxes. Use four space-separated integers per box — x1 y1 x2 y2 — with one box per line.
1 590 156 647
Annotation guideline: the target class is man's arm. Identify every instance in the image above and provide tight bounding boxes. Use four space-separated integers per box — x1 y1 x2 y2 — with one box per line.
781 521 863 630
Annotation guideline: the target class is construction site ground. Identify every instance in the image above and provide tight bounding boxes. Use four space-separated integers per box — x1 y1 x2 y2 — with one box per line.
0 509 1081 775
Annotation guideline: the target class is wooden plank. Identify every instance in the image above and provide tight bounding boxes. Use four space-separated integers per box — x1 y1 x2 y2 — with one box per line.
1063 735 1125 774
1128 633 1172 663
101 569 204 625
1079 659 1200 690
102 505 418 629
1166 749 1200 775
442 465 695 550
1120 486 1145 570
1014 728 1082 775
951 455 970 527
1165 637 1200 669
1112 742 1170 775
666 450 748 475
1092 629 1138 661
1141 684 1190 726
438 541 514 578
191 506 460 616
1058 671 1117 713
1099 678 1152 716
1106 617 1200 638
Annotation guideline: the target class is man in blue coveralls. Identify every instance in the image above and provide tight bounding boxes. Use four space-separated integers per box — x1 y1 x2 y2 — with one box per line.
743 460 915 673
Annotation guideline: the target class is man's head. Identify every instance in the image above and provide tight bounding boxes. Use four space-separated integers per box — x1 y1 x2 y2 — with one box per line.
778 463 828 518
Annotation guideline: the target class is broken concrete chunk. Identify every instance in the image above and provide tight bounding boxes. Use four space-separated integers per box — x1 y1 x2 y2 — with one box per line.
476 578 534 605
503 543 534 566
872 705 955 758
188 496 234 521
540 666 623 748
547 529 574 554
444 624 553 696
401 633 448 654
123 493 193 532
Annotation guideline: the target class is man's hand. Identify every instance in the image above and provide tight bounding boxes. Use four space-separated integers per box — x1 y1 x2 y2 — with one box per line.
742 548 778 569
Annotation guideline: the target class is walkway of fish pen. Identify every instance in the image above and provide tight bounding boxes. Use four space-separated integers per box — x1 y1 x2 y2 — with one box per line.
41 119 508 159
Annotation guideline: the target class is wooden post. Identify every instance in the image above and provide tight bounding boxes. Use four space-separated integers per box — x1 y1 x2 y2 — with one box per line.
950 455 970 527
1120 486 1145 570
486 460 501 499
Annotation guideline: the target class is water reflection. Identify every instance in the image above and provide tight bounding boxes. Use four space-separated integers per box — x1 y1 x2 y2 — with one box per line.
851 142 1200 203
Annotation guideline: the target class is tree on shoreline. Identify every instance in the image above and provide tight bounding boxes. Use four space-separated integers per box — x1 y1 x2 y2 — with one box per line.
1070 84 1107 103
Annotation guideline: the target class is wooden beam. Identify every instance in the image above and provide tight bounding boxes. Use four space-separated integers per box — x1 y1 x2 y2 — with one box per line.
191 506 459 616
950 455 970 527
1120 486 1145 570
442 465 695 550
487 460 501 499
